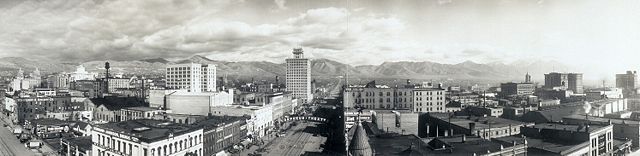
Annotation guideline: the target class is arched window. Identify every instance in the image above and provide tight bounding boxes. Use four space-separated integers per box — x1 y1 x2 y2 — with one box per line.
163 145 167 155
180 140 183 150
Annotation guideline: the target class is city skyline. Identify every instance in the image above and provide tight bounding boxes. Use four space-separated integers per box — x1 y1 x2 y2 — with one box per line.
1 0 639 79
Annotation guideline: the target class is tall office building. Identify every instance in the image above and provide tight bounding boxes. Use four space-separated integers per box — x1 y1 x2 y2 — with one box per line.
617 71 638 96
567 73 583 94
166 63 216 92
285 48 312 104
544 72 583 94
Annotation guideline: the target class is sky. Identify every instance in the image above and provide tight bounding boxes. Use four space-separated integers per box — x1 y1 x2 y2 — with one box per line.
0 0 639 80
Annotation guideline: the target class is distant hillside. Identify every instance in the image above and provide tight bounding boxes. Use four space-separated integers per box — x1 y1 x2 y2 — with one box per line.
0 55 570 81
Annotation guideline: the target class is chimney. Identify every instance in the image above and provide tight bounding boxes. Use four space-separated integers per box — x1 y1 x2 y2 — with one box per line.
468 123 476 136
425 123 430 137
462 134 466 143
585 125 590 132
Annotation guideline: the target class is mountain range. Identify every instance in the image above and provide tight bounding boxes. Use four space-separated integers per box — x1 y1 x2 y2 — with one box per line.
0 55 570 81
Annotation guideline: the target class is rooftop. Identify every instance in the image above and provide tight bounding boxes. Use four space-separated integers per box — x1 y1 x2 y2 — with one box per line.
529 123 606 133
90 96 146 110
189 115 248 131
428 113 527 129
369 135 430 155
495 135 588 155
62 136 93 151
563 114 640 125
425 135 524 155
31 118 73 126
124 106 162 112
95 119 199 143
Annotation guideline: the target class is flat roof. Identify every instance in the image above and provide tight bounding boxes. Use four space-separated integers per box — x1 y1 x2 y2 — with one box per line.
63 136 93 151
369 135 430 155
529 123 606 133
189 115 248 131
124 107 162 112
563 114 640 125
429 113 527 129
495 135 588 155
426 135 522 155
95 119 199 143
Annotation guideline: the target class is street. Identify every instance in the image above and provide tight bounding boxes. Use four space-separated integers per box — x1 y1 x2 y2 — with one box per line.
0 117 36 156
264 121 326 156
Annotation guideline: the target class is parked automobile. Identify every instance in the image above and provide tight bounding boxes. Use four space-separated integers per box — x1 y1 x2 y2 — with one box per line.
25 141 42 149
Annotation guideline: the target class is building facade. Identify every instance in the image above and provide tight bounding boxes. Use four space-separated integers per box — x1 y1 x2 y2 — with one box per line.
343 81 444 112
285 48 312 104
165 90 234 116
190 116 248 156
500 82 535 97
617 71 638 96
166 63 216 92
413 88 446 112
545 72 583 94
92 119 204 156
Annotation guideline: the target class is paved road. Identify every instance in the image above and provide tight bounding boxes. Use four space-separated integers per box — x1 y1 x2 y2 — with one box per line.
265 122 326 156
0 118 35 156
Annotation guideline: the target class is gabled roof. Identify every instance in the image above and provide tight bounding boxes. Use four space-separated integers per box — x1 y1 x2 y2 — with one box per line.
75 121 90 129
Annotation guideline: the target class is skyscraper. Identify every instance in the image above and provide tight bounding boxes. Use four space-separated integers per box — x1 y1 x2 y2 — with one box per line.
544 72 583 94
286 48 312 104
166 63 216 92
616 71 638 96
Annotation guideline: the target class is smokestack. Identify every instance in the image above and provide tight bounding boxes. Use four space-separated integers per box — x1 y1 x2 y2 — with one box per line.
468 123 476 136
585 125 590 132
105 62 110 94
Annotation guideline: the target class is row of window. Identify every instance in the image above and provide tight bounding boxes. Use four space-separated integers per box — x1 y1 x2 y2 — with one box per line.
95 132 203 156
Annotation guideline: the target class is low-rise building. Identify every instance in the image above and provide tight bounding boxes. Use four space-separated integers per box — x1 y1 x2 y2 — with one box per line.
371 110 420 136
61 136 92 156
563 114 640 148
71 121 92 137
210 105 273 137
500 82 535 97
189 116 248 156
152 113 207 125
92 119 204 156
538 99 561 107
422 113 531 139
465 106 504 117
425 135 528 155
166 90 234 115
521 99 628 123
15 95 76 123
91 97 147 123
29 118 73 139
514 123 617 156
119 107 165 121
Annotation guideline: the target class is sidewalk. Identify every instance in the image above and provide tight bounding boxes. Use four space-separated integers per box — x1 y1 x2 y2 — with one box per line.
0 114 57 155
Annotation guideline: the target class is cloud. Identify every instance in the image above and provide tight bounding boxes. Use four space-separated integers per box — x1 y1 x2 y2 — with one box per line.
274 0 287 10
